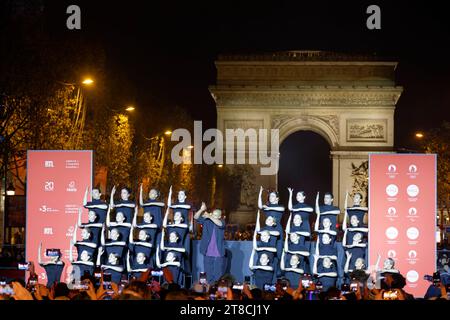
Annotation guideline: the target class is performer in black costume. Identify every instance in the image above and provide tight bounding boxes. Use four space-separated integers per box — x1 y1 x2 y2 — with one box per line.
69 225 97 279
257 186 285 276
110 185 136 225
314 192 340 236
77 207 103 246
99 225 127 283
83 186 108 224
287 187 314 237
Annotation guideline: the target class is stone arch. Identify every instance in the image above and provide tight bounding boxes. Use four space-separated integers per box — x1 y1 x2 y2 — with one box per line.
277 116 339 148
210 51 402 226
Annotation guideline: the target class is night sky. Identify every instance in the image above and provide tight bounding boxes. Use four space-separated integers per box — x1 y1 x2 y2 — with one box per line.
36 1 450 191
41 1 450 138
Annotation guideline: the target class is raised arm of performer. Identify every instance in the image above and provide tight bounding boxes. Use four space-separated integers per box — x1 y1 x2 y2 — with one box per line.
106 205 111 228
156 246 161 268
286 212 292 234
167 185 173 208
313 254 319 275
100 225 106 247
69 239 74 263
314 208 321 233
258 186 264 210
126 250 131 273
344 251 352 273
342 229 348 247
37 242 43 265
280 250 286 271
83 186 89 207
194 202 207 220
73 224 78 245
288 187 294 211
315 236 320 256
96 247 104 266
253 212 259 250
139 183 144 207
375 253 381 271
343 191 349 231
77 208 83 227
162 207 169 228
110 185 116 208
129 223 135 245
160 227 166 251
248 248 256 270
315 191 320 214
132 206 138 228
284 227 289 252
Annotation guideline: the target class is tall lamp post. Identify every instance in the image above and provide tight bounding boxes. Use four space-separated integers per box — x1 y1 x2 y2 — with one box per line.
58 77 94 149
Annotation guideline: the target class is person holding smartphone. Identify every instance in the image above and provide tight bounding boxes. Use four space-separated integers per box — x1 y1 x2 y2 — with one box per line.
38 242 65 288
194 202 226 284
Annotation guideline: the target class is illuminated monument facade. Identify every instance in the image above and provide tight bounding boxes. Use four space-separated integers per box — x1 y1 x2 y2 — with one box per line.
209 51 403 225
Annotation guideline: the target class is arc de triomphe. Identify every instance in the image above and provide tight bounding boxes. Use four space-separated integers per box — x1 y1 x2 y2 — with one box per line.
209 51 403 226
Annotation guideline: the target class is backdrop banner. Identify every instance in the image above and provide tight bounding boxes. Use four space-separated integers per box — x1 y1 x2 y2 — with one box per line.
369 153 436 297
26 150 93 285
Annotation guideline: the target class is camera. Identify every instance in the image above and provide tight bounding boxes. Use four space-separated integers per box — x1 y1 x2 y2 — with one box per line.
119 279 128 294
341 283 350 294
46 248 61 257
199 272 207 285
0 284 14 295
232 283 244 291
73 281 89 290
217 281 228 299
264 284 276 292
301 279 311 288
350 282 358 292
18 262 30 271
277 278 289 290
151 270 164 277
423 274 433 282
315 280 323 291
382 290 398 300
103 273 112 291
432 272 441 287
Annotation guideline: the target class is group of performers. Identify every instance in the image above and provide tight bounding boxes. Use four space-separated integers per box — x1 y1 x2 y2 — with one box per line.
38 184 400 290
39 185 194 287
249 187 385 291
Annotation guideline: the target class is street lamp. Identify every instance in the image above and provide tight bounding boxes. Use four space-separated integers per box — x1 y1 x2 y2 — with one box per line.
415 132 424 139
164 130 172 136
187 145 194 149
125 106 135 112
82 78 94 85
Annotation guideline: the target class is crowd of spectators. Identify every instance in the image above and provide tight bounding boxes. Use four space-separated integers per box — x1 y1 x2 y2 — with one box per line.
1 267 448 301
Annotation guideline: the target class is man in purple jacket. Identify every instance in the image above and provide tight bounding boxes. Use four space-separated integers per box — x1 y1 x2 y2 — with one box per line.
194 202 226 284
